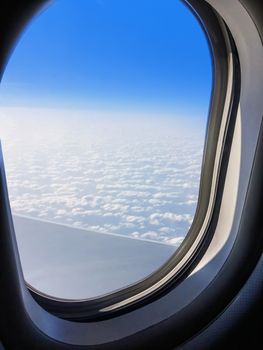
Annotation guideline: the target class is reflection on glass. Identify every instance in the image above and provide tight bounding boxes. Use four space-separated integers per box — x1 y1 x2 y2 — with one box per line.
0 0 211 299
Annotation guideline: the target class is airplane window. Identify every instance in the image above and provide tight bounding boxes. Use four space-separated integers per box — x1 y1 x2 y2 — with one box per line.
0 0 212 300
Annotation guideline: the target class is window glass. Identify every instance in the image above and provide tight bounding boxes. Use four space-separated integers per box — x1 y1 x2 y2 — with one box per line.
0 0 212 299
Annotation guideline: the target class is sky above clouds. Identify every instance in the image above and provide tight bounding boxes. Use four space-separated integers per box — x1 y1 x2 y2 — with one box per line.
0 0 212 249
0 0 212 116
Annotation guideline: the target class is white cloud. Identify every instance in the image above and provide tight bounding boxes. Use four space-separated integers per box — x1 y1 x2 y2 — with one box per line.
165 236 185 246
141 231 159 239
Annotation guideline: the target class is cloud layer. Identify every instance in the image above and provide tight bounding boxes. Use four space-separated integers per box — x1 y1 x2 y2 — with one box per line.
0 108 205 247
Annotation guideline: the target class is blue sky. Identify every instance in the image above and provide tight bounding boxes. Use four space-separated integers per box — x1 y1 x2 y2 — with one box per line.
0 0 212 118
